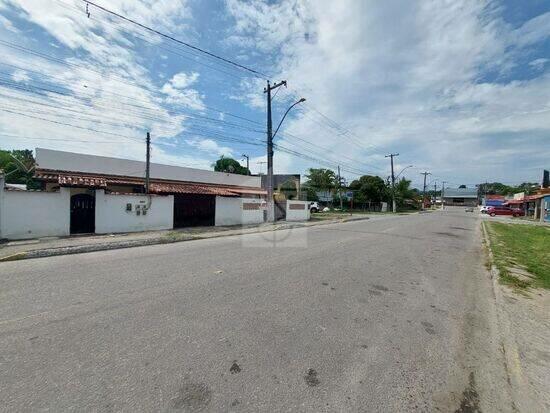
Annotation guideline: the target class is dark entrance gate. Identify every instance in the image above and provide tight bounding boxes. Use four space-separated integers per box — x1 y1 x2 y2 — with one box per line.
274 199 286 221
174 194 215 227
70 193 95 234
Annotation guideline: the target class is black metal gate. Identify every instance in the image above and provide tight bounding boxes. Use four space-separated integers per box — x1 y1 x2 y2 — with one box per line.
174 194 215 227
70 193 95 234
274 199 286 221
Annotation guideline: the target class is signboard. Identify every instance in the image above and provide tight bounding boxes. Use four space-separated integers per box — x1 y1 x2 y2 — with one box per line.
316 191 333 202
543 170 549 188
513 192 525 200
345 191 354 199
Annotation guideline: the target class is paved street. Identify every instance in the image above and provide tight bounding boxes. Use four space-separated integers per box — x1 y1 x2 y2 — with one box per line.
0 210 514 412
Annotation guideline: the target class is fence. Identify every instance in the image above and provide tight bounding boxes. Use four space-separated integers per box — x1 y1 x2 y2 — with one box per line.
0 184 71 240
215 196 264 226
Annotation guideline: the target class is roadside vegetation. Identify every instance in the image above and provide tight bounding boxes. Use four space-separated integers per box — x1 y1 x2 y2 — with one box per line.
484 221 550 290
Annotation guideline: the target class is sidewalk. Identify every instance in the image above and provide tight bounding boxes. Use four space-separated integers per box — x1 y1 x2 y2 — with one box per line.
0 214 375 262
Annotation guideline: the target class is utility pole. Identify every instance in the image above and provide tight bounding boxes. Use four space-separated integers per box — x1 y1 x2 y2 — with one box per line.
145 131 151 194
434 181 437 207
264 80 287 222
385 153 399 213
242 154 250 175
420 172 431 210
337 165 343 211
441 181 447 210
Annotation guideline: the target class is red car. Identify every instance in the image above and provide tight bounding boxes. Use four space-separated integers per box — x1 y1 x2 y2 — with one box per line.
487 206 524 217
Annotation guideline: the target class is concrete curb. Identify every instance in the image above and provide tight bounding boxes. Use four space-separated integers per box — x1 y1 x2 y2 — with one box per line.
0 216 371 262
481 222 536 412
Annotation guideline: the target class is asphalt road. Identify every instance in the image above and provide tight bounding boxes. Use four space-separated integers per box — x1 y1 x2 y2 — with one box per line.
0 209 514 412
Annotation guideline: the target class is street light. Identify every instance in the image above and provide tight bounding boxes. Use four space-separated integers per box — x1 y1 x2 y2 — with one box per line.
266 96 306 222
272 98 306 139
395 165 413 180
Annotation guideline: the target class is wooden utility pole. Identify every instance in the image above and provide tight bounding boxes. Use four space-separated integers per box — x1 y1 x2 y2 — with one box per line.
420 172 431 210
337 165 343 210
385 153 399 212
145 132 151 194
242 154 250 175
442 181 447 210
264 80 286 222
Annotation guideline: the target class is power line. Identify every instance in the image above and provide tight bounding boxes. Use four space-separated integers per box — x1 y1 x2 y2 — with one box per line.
0 107 143 141
0 61 262 129
0 77 264 135
1 31 388 175
53 0 255 82
82 0 270 79
0 132 121 144
0 72 382 174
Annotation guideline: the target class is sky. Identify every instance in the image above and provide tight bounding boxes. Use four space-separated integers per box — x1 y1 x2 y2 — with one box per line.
0 0 549 189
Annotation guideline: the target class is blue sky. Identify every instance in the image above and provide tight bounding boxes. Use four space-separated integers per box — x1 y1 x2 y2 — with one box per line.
0 0 549 189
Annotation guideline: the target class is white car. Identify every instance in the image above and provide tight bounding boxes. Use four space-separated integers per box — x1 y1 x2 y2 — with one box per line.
479 206 490 214
309 202 320 213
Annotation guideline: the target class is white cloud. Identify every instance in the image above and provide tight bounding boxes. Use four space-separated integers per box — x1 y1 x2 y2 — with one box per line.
225 0 550 184
186 137 233 157
529 58 549 71
11 69 29 82
513 12 550 47
170 71 199 88
161 71 204 110
0 13 18 32
0 0 195 166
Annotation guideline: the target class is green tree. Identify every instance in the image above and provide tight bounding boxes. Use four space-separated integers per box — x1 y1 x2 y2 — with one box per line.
476 182 539 197
212 156 250 175
393 178 416 207
305 168 336 192
0 149 41 189
349 175 389 203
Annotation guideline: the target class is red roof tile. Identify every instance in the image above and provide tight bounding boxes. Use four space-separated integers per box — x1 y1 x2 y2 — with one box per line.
35 169 264 196
149 182 236 196
58 174 107 187
228 188 267 195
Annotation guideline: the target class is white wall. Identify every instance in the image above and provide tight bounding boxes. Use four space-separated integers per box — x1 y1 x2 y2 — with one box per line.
36 148 261 188
95 190 173 234
215 196 264 226
286 200 310 221
0 186 70 240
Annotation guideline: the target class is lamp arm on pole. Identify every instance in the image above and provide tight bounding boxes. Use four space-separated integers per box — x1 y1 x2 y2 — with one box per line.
272 98 306 140
395 165 413 180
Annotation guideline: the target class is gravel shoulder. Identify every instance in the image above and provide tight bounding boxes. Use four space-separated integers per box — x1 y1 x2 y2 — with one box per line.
482 221 550 412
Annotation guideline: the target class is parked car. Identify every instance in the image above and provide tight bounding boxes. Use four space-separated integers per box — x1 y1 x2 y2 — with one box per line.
479 206 490 214
309 201 320 213
487 206 524 217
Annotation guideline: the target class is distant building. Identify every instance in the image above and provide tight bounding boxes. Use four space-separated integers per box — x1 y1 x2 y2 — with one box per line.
483 194 506 207
442 187 478 206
